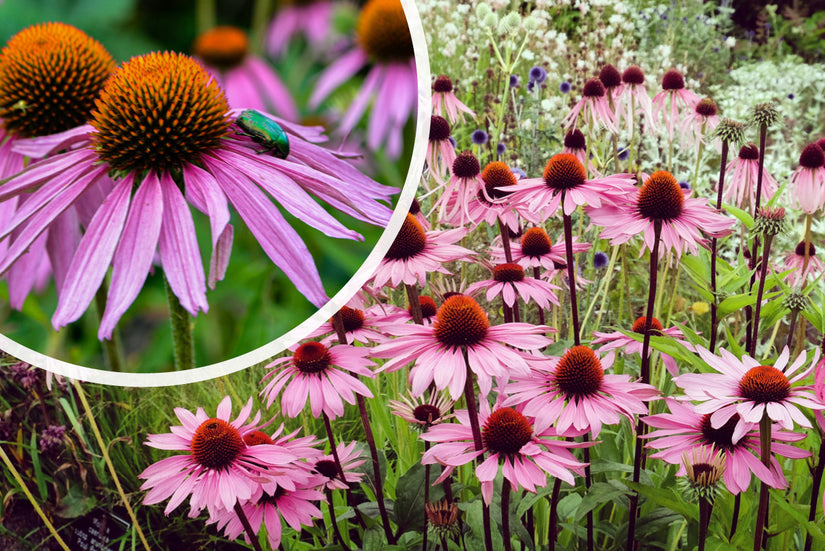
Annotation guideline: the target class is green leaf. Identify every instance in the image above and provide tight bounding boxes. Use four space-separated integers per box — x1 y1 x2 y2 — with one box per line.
624 482 698 521
718 291 781 317
771 494 825 541
391 463 444 535
55 484 97 519
575 482 628 521
29 432 47 502
723 203 754 229
462 499 505 551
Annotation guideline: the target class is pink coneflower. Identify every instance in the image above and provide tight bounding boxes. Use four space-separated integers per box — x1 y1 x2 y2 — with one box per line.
0 23 115 309
592 316 695 376
408 196 431 230
723 143 778 208
309 0 416 159
421 404 588 504
370 213 473 289
678 97 720 150
313 441 366 491
465 263 561 310
266 0 335 57
432 75 475 124
193 26 298 120
509 153 636 219
209 477 324 550
371 294 554 398
504 345 658 436
308 304 401 344
468 161 523 232
139 396 299 517
0 52 395 339
643 398 809 494
783 241 825 288
588 170 733 257
790 143 825 214
389 389 455 429
651 69 701 141
427 115 457 184
674 346 825 440
561 129 599 176
615 65 656 134
489 227 590 271
561 77 618 134
261 341 375 419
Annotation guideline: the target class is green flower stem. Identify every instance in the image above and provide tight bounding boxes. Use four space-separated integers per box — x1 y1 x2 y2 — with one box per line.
582 245 620 333
249 0 272 57
709 140 730 353
234 502 264 551
753 413 773 551
0 445 71 551
628 97 637 174
93 281 125 372
73 380 151 551
165 275 195 371
195 0 216 35
321 413 355 547
691 121 707 193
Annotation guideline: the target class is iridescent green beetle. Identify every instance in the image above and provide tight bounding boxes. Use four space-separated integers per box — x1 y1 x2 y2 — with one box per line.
235 109 290 159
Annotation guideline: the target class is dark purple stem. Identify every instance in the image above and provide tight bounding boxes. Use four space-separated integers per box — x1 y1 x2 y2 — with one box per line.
746 124 768 351
710 141 730 354
729 494 741 540
406 283 424 325
583 436 594 551
502 478 512 551
698 498 713 551
753 414 772 551
532 267 546 325
499 218 514 263
548 477 562 551
804 436 825 551
234 502 264 551
325 488 350 550
748 235 773 357
562 208 581 346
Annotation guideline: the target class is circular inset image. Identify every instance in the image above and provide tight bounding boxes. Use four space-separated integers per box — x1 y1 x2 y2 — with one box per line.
0 0 429 382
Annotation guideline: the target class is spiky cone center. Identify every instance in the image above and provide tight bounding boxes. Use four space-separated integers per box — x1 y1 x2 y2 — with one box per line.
781 291 810 313
337 305 365 332
413 403 442 424
738 365 790 403
555 345 604 398
521 227 552 257
293 342 332 374
632 316 664 336
563 128 586 150
622 65 645 85
385 213 426 260
429 115 451 142
751 102 780 128
752 207 785 238
799 143 825 169
661 69 685 90
191 418 245 470
699 413 738 451
695 97 718 117
582 77 605 98
314 459 340 480
543 153 586 191
426 500 460 539
0 22 115 138
91 51 230 175
482 161 517 200
598 64 622 89
415 296 438 319
357 0 413 61
243 431 275 446
452 150 480 179
482 408 533 455
714 118 746 145
433 75 453 93
493 263 525 283
433 295 489 348
637 171 684 221
739 143 759 160
192 26 248 69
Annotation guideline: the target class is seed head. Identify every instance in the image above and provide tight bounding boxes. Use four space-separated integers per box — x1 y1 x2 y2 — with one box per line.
712 118 746 146
751 206 785 238
781 291 810 313
750 102 780 129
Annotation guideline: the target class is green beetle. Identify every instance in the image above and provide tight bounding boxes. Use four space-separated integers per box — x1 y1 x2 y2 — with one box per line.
235 109 290 159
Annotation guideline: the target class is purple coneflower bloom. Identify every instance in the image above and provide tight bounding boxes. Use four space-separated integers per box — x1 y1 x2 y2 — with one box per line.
0 52 395 340
261 341 375 419
675 346 824 441
592 316 695 376
783 241 824 288
489 227 590 272
308 303 401 345
678 97 720 150
790 142 825 214
0 23 115 309
421 404 588 505
504 345 658 436
389 389 455 429
372 295 554 399
432 150 484 227
614 65 656 134
561 128 600 176
562 78 618 134
466 161 523 232
266 0 336 57
139 396 300 517
313 441 366 491
588 170 733 257
194 26 298 120
309 0 416 159
427 115 457 184
465 262 561 310
432 75 475 124
723 143 778 208
651 68 701 141
643 398 809 494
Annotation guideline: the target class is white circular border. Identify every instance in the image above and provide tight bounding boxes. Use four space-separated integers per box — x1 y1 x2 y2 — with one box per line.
0 0 431 386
